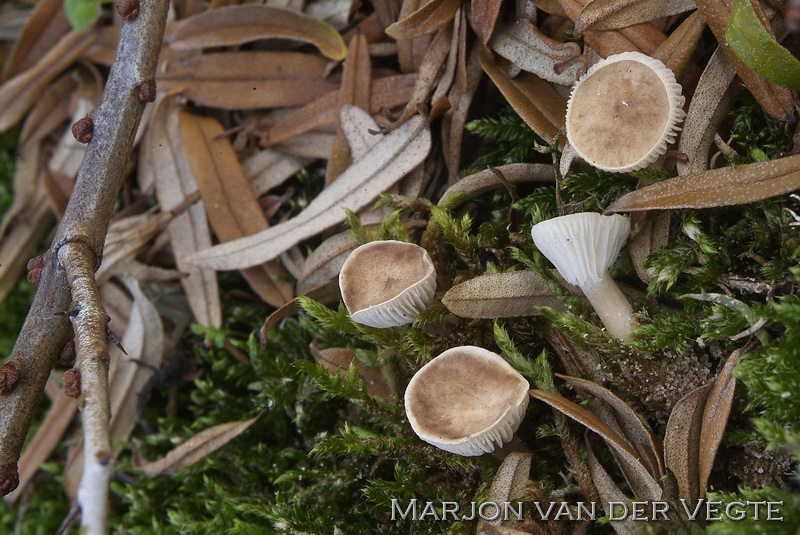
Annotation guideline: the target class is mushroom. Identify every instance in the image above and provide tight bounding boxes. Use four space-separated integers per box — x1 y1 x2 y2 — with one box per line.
339 240 436 328
404 346 530 456
531 212 637 342
565 51 685 173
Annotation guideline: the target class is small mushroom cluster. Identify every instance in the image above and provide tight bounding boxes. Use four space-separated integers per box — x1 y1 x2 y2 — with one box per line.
339 241 531 456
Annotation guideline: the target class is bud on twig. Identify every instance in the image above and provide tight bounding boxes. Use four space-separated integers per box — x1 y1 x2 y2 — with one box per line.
0 465 19 496
63 369 81 398
71 117 94 144
0 360 20 395
26 256 44 285
117 0 140 21
58 340 76 367
138 79 156 103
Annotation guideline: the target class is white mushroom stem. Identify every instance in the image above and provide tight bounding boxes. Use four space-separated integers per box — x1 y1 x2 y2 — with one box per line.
579 274 637 343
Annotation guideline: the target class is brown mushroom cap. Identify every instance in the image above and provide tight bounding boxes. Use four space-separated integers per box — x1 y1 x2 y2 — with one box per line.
565 51 685 173
405 346 530 456
339 240 436 328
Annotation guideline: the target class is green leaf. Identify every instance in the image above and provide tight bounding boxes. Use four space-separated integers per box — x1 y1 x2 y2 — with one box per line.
726 0 800 91
64 0 101 31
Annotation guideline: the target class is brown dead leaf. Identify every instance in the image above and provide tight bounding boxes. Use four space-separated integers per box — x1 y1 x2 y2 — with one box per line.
557 0 666 56
0 188 49 301
262 73 417 147
677 47 736 176
385 23 452 134
531 389 662 501
385 0 462 41
575 0 696 33
698 342 753 498
479 51 566 146
664 383 712 503
326 34 371 184
158 51 339 110
694 0 794 121
489 21 587 85
186 112 431 270
628 211 670 284
310 343 390 398
558 374 664 479
605 154 800 212
243 149 313 197
133 410 267 478
180 111 294 306
585 434 639 535
442 271 575 318
166 5 347 60
470 0 503 46
297 230 357 294
144 98 222 327
108 277 165 456
1 0 69 80
651 11 706 79
476 452 531 530
0 29 97 133
260 279 341 346
18 70 77 147
438 163 555 208
95 210 176 284
0 142 41 240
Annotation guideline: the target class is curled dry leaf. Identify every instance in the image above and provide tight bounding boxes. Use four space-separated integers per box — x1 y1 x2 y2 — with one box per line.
260 279 341 347
489 20 587 85
698 343 754 497
327 34 371 184
0 188 49 301
585 434 639 535
476 451 531 530
663 383 712 503
165 5 347 60
1 0 70 79
556 0 666 57
157 51 339 110
531 389 663 501
605 154 800 212
479 51 567 146
650 11 706 79
133 410 268 478
677 47 736 176
186 114 431 270
628 211 670 284
243 149 313 198
575 0 696 33
385 0 462 41
262 73 418 147
438 163 555 208
310 344 390 399
144 98 221 328
180 111 294 306
694 0 794 121
557 374 664 479
442 270 575 319
443 42 482 185
0 30 97 133
18 70 78 147
470 0 504 46
298 229 358 294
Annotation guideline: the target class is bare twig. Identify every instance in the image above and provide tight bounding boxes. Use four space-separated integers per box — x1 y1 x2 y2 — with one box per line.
0 2 169 533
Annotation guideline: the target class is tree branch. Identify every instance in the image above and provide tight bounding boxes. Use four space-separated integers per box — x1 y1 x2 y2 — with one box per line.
0 2 169 532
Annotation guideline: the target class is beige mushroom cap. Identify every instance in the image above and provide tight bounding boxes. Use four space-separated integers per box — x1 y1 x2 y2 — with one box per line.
405 346 530 456
565 51 685 173
339 240 436 328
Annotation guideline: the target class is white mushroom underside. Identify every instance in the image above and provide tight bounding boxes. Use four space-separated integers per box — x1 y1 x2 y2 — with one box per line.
418 397 529 456
531 213 630 287
350 276 436 328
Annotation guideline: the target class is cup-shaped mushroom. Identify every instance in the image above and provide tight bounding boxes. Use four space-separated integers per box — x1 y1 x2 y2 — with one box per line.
339 240 436 328
405 346 530 456
565 51 685 173
531 212 637 342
